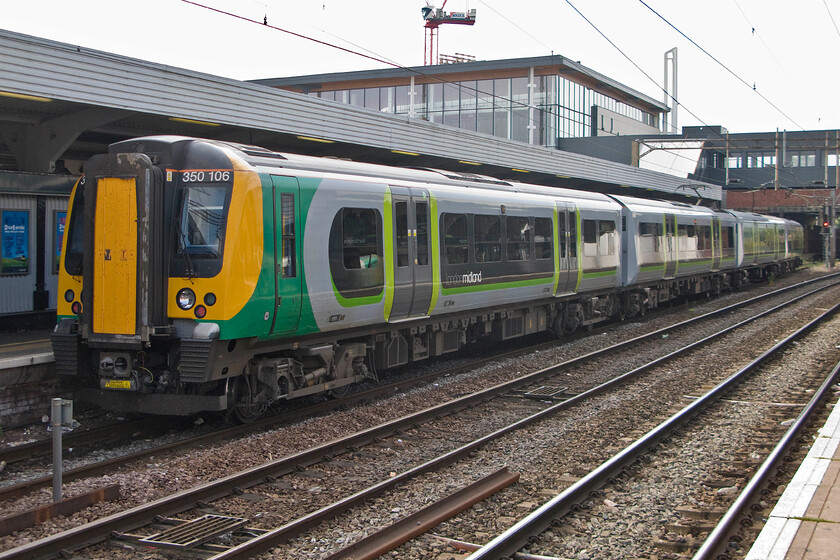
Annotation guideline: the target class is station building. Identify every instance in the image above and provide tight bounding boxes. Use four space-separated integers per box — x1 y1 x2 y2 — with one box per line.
0 28 718 323
253 55 663 148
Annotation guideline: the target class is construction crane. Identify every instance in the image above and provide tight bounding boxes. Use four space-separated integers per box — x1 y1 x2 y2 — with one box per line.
421 2 477 65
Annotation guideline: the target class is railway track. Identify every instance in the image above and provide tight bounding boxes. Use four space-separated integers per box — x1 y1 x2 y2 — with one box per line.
1 272 838 558
467 295 840 559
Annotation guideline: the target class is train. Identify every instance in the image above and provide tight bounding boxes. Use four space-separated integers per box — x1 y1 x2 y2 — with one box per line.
51 136 804 421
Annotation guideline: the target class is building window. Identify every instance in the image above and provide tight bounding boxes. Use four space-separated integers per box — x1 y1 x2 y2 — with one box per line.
727 156 743 169
349 89 364 107
747 152 776 168
379 87 394 112
790 151 816 167
394 85 411 114
364 88 379 111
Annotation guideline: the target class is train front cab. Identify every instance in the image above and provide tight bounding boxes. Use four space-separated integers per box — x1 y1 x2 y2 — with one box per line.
52 138 273 415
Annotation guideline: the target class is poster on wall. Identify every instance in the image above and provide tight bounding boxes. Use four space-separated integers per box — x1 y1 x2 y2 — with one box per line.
54 211 66 273
1 210 29 275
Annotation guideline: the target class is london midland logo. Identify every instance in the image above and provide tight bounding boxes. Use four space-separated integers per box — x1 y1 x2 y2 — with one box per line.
446 271 483 285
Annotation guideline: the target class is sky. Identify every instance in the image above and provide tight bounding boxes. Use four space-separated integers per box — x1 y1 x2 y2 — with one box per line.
2 0 839 134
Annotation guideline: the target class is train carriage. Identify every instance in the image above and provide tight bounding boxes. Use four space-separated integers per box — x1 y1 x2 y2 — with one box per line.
614 196 739 300
52 136 803 420
727 210 802 285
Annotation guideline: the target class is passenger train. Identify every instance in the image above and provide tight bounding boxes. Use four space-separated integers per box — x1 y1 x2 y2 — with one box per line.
52 137 803 420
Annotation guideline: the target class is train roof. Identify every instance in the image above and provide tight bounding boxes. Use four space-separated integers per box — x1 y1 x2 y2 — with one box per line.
609 194 726 218
723 209 793 225
113 135 619 205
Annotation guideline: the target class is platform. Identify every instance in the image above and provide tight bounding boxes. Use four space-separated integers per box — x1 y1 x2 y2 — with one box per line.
746 388 840 559
0 329 53 381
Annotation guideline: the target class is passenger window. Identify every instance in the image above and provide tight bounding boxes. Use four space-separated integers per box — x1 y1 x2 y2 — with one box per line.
677 224 688 251
416 202 429 266
474 215 501 262
722 226 734 249
583 220 597 244
506 216 531 261
280 193 296 278
598 220 615 256
698 225 711 254
329 208 384 299
583 219 597 257
534 217 552 260
343 208 380 269
396 201 409 267
640 222 662 254
558 213 566 258
443 213 468 264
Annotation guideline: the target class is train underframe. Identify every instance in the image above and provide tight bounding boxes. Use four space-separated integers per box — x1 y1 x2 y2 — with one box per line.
55 261 798 421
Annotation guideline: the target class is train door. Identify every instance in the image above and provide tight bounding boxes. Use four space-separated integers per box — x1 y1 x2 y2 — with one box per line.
389 186 432 320
271 176 301 334
82 153 164 343
92 177 138 335
555 202 577 294
664 214 677 277
712 216 721 270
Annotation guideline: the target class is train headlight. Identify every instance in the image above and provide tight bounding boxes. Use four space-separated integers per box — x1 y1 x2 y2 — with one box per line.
64 289 75 302
177 288 196 310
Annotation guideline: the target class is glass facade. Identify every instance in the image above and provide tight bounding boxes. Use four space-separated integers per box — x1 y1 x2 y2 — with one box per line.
309 74 657 147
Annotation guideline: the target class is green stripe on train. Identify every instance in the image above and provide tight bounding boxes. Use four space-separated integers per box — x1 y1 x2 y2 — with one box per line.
441 276 553 295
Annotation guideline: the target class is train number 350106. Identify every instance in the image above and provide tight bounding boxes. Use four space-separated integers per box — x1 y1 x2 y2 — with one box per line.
180 170 231 183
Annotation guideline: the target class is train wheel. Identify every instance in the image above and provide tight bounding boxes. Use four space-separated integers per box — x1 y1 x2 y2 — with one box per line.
328 382 352 399
228 376 265 423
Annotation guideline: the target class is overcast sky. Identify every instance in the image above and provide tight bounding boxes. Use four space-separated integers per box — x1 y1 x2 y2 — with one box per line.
3 0 839 134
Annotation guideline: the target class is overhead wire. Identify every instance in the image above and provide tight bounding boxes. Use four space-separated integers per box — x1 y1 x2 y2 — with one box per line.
731 0 798 89
825 0 840 41
637 0 804 131
477 0 554 53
